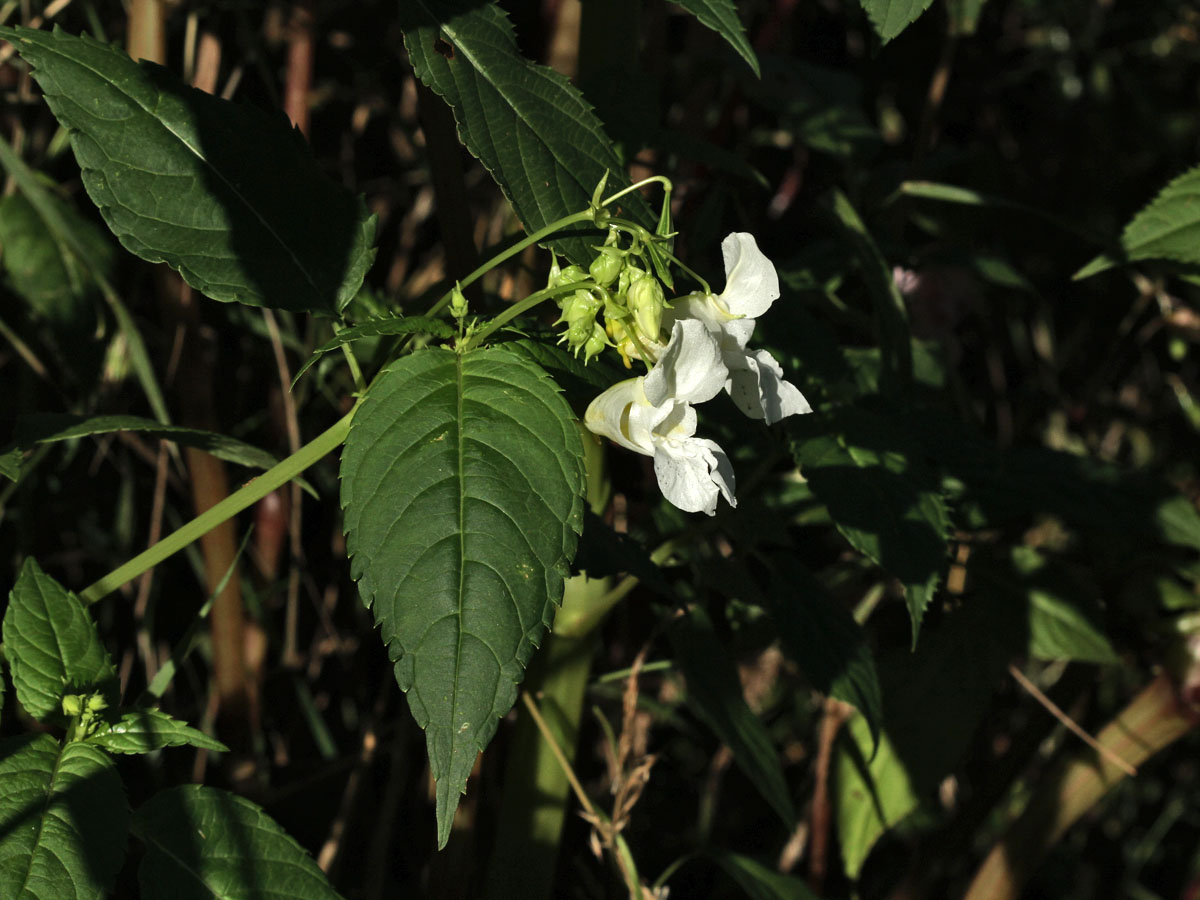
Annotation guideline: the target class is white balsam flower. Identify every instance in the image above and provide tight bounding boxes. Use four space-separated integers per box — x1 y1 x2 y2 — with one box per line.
585 320 735 516
674 232 812 424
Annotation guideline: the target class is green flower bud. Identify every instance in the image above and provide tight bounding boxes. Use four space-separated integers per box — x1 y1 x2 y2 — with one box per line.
449 283 468 319
588 247 623 287
582 322 609 362
62 694 84 717
86 693 109 713
551 264 588 293
627 272 665 343
557 290 603 353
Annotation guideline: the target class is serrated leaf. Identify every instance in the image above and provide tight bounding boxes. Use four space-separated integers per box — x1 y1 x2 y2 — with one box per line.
133 785 343 900
340 346 586 847
85 709 229 754
293 315 456 383
767 558 882 750
0 188 109 331
3 558 117 722
0 733 128 900
835 593 1023 878
859 0 937 41
0 26 376 315
3 412 285 479
711 851 822 900
401 2 651 266
790 406 950 645
669 606 796 828
1075 164 1200 279
673 0 760 75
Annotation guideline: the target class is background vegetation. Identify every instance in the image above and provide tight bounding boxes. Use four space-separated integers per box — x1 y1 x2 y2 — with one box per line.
2 0 1200 898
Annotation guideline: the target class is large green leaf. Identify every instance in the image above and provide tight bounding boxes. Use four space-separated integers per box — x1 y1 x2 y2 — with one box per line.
3 558 117 722
1 413 287 486
790 406 950 645
0 189 109 331
0 734 128 900
1076 163 1200 279
401 1 651 266
858 0 937 42
673 0 760 75
767 557 882 750
85 709 228 755
340 346 586 847
0 26 376 315
133 785 343 900
669 606 796 828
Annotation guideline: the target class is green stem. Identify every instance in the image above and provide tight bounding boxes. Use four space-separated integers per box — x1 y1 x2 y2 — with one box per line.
426 211 595 319
463 280 596 351
601 175 674 208
79 405 358 606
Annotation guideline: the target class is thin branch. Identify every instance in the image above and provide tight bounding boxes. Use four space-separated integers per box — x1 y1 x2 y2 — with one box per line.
1009 663 1136 777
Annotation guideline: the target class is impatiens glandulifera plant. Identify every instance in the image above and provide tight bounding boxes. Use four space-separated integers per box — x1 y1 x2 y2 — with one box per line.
0 18 812 862
4 2 1200 899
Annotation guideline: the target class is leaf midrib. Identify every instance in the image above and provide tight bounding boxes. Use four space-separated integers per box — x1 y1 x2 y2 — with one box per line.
453 351 467 754
409 3 614 207
17 739 70 897
22 32 325 305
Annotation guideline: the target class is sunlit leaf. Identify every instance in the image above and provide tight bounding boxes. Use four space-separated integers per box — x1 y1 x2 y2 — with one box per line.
340 346 586 847
134 786 343 900
1076 163 1200 279
673 0 760 75
401 1 651 265
0 26 376 315
3 558 117 722
0 734 128 900
85 709 229 754
858 0 937 42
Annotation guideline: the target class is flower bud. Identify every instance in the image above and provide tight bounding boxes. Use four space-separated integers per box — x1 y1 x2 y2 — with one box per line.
627 272 665 343
582 322 609 362
62 694 83 717
449 284 468 319
558 290 603 353
86 693 109 713
551 264 588 292
589 247 623 287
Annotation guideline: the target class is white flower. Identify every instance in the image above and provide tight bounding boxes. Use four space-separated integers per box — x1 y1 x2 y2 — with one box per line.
585 320 736 515
672 233 812 424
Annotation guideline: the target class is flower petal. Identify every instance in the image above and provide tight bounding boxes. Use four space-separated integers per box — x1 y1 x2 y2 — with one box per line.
643 319 728 408
719 233 779 320
727 348 813 423
584 378 654 455
653 436 737 515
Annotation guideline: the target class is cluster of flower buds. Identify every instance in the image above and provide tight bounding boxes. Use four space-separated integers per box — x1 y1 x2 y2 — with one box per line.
551 229 672 366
